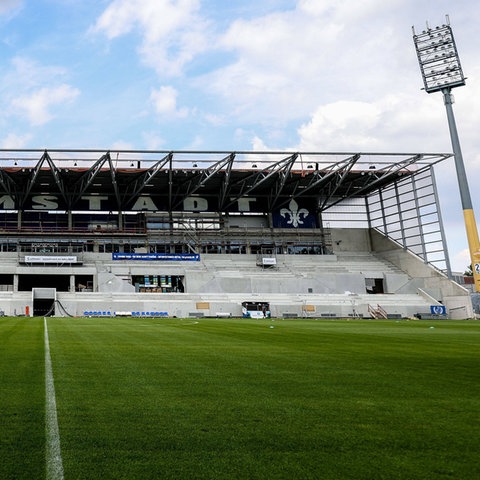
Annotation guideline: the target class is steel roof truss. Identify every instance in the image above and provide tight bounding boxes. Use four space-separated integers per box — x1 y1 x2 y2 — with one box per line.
274 154 360 210
318 154 361 209
172 153 237 210
218 153 236 209
323 154 422 211
123 152 172 202
44 151 68 205
106 153 122 209
70 153 111 207
20 151 68 207
19 152 46 205
0 170 17 199
224 154 298 210
267 153 299 209
349 154 421 197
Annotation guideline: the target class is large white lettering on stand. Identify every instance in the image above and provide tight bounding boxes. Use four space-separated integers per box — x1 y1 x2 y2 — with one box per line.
32 196 59 210
183 197 208 211
0 195 258 212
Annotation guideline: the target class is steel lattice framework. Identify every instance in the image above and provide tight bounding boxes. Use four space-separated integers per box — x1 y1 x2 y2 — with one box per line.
0 149 452 213
0 149 456 275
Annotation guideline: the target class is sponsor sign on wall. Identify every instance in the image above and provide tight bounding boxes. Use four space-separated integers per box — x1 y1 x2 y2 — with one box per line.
25 256 77 263
112 253 200 261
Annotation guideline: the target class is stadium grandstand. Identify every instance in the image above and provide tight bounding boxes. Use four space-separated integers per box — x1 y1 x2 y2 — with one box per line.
0 149 473 319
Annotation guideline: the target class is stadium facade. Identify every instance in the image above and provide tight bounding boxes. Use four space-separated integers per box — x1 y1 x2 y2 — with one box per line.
0 149 473 319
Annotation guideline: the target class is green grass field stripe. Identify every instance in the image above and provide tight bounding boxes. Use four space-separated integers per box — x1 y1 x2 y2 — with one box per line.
44 318 64 480
37 318 480 478
0 317 45 477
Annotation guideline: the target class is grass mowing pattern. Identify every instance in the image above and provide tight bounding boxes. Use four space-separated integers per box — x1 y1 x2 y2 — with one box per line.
1 317 480 479
0 317 45 479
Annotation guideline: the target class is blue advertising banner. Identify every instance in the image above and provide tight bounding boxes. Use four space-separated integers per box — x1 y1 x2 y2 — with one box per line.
430 305 447 315
112 253 200 261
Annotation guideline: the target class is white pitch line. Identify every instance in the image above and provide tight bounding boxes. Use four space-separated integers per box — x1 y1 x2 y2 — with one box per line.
44 318 65 480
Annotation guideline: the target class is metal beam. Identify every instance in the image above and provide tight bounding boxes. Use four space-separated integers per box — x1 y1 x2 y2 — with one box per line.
172 153 238 210
122 152 172 206
69 152 111 207
218 153 236 210
317 154 360 210
0 170 17 200
19 151 53 208
43 151 69 205
267 153 299 209
168 153 173 214
323 154 422 211
223 153 299 211
274 154 360 211
106 152 121 210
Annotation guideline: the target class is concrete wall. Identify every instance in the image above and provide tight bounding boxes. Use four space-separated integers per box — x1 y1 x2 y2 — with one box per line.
97 272 135 293
0 292 31 317
330 228 371 253
370 229 473 318
40 292 434 319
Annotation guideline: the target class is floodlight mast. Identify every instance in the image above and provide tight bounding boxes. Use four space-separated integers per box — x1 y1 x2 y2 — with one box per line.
413 16 480 293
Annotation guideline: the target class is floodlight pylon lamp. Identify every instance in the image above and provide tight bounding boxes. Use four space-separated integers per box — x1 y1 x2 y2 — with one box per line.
412 16 480 294
412 20 466 93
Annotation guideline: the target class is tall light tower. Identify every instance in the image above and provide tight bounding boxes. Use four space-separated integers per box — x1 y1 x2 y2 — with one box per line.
413 16 480 293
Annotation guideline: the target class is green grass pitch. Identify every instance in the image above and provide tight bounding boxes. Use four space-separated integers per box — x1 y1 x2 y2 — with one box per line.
1 316 479 479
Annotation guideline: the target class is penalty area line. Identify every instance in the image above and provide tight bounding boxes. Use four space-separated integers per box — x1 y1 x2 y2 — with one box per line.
44 317 64 480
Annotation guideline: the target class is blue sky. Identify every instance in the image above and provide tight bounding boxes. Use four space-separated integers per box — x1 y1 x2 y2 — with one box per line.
0 0 479 271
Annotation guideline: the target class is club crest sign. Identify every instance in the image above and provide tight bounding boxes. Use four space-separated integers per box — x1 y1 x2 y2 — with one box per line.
273 199 316 228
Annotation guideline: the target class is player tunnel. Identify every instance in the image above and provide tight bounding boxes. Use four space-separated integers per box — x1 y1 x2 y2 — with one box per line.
32 288 57 316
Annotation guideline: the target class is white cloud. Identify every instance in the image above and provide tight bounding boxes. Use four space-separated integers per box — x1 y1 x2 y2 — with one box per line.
204 113 227 127
7 57 68 90
298 101 382 151
0 132 31 148
452 248 474 274
0 0 22 16
199 1 408 125
110 140 135 151
296 94 451 152
11 84 80 126
296 0 330 16
185 134 204 150
140 132 163 150
251 135 269 151
0 56 81 130
299 0 403 21
91 0 208 76
150 85 188 118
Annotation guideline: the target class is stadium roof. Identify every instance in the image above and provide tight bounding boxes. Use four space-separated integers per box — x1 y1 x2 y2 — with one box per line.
0 149 452 213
